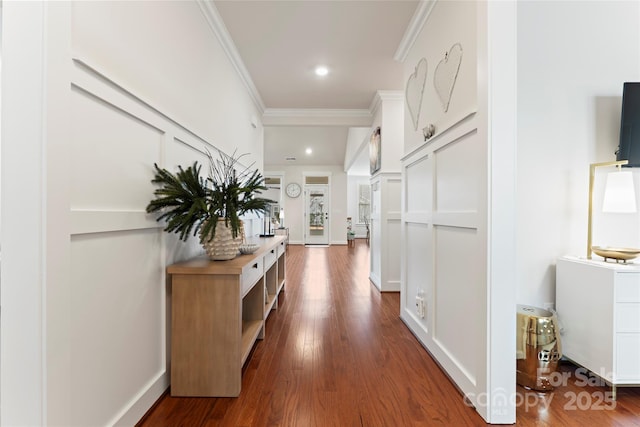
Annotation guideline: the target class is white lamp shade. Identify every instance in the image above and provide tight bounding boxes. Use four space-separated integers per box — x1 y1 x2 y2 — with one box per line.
602 171 637 213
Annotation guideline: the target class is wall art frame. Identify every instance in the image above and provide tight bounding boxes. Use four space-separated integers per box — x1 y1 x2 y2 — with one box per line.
369 126 381 175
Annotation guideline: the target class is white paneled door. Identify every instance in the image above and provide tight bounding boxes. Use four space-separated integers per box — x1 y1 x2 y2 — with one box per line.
304 185 330 245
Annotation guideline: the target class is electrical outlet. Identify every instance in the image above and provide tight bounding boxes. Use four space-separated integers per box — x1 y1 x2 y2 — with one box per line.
416 288 427 319
415 296 426 319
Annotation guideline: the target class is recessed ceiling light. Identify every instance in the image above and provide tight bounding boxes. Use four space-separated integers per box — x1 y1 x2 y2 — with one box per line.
306 148 313 155
315 66 329 77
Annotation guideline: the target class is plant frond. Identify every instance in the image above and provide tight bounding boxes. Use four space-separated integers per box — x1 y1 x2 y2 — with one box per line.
146 162 209 242
147 150 277 242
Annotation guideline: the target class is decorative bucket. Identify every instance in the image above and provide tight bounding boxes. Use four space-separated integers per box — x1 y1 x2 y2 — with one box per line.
516 304 562 391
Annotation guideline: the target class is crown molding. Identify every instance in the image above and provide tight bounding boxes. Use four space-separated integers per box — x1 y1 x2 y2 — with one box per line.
375 90 404 102
369 90 404 117
197 0 266 113
394 0 437 63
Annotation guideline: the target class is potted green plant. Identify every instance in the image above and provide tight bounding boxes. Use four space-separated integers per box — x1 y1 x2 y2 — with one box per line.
146 148 274 260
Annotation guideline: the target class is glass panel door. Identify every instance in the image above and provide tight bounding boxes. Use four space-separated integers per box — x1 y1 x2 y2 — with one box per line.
304 185 330 245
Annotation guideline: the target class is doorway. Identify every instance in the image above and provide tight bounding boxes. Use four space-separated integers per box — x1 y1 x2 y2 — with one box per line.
304 184 330 245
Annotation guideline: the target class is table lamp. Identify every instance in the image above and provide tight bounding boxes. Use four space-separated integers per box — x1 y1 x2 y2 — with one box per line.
587 159 637 259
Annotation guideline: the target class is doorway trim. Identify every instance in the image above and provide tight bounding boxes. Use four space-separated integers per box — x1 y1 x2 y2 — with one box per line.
302 172 332 245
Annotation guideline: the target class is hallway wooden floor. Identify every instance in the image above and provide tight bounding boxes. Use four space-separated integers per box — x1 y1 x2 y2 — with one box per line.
139 241 640 426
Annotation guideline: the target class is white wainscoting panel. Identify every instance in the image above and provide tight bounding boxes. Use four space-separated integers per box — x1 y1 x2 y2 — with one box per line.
71 210 157 235
169 136 208 168
386 218 402 291
2 2 265 424
405 154 432 214
369 173 402 292
401 113 487 418
387 178 402 212
435 129 479 212
432 225 479 385
370 178 382 289
70 86 163 211
64 53 246 426
386 178 402 291
163 227 205 264
70 229 164 426
403 222 431 329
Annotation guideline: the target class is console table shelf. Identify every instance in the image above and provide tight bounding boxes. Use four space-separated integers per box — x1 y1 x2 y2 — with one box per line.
241 320 263 365
168 235 286 397
265 261 278 318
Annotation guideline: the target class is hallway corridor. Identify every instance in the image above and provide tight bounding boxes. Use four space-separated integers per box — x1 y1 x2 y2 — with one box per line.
139 242 486 426
139 242 640 426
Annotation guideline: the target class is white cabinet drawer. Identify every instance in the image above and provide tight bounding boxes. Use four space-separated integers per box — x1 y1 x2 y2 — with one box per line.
616 273 640 302
264 246 277 269
277 239 286 257
616 333 640 379
616 303 640 332
241 257 263 297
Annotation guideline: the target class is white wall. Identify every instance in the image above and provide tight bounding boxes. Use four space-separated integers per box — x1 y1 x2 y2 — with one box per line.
403 1 477 154
265 164 347 245
369 173 402 292
516 0 640 306
343 127 370 172
347 174 369 238
369 91 403 292
2 3 54 424
72 1 263 169
2 2 264 425
400 0 516 422
402 0 640 422
376 91 404 173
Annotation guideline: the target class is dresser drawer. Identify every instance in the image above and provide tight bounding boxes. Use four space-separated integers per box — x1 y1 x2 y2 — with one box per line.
616 273 640 302
264 246 277 269
241 257 263 297
616 333 640 380
277 239 286 257
616 303 640 332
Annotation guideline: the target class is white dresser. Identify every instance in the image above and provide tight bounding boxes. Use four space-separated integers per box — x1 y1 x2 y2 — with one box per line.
556 256 640 397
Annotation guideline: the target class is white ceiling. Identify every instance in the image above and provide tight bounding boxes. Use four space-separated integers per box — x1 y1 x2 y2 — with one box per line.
263 126 349 166
213 0 420 171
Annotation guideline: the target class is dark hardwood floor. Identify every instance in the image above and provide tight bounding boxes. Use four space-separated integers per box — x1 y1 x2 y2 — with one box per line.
138 241 640 426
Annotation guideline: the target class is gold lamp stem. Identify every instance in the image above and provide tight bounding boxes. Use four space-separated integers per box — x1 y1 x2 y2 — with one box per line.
587 159 629 259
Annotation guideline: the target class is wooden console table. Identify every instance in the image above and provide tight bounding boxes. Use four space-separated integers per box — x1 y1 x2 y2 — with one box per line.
167 235 286 397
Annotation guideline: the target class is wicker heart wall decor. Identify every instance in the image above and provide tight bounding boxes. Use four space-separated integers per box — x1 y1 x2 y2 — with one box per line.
405 57 428 131
434 43 463 113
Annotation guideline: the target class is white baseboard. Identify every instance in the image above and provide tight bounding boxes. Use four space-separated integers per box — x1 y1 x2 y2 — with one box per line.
369 273 381 291
381 280 401 292
111 370 169 426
